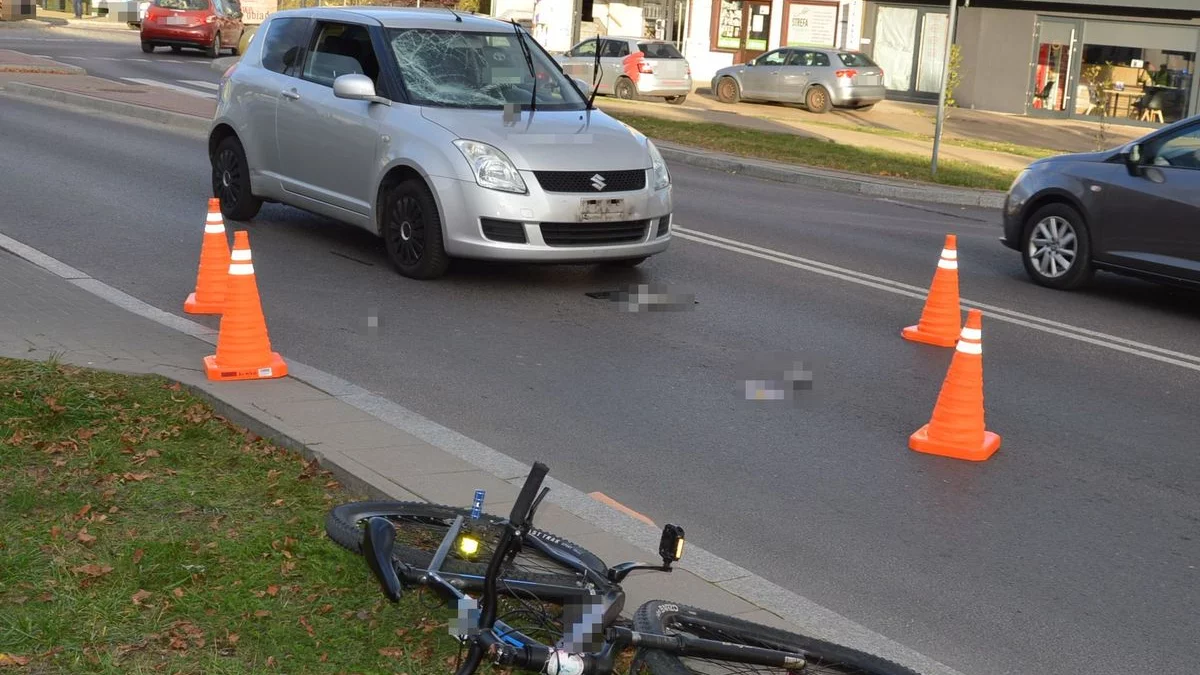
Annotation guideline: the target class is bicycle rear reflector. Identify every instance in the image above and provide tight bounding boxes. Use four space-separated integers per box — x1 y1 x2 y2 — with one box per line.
659 524 685 564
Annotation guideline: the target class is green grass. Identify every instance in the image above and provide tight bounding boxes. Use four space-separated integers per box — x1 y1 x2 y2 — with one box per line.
795 118 1060 159
0 357 477 674
608 113 1019 190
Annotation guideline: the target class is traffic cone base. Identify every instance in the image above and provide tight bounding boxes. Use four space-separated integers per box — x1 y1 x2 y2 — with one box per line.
909 425 1000 462
901 323 959 348
184 291 224 315
203 352 288 382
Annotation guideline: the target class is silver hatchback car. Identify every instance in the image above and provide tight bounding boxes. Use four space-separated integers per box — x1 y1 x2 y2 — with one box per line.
555 36 693 104
208 7 673 280
711 47 884 113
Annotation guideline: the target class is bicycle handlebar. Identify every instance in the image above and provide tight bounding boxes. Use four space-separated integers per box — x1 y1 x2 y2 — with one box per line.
509 462 549 530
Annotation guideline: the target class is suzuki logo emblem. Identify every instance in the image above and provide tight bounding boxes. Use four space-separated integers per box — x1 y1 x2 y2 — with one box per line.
590 174 607 191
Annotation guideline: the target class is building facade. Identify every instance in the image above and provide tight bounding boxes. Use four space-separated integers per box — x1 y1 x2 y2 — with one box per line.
858 0 1200 126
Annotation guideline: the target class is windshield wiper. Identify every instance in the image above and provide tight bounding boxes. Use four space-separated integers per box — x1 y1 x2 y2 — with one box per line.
587 39 601 110
512 20 537 113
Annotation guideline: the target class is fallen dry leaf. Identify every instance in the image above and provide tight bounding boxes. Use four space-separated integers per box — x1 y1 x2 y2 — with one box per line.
266 656 276 668
173 588 185 599
76 529 96 545
72 564 113 578
254 610 271 618
131 590 152 606
266 585 279 597
227 632 240 645
131 549 145 564
44 396 66 413
77 427 102 441
0 653 31 667
49 526 61 539
37 592 53 603
108 506 119 514
123 473 152 482
299 615 314 637
319 653 328 662
318 604 334 615
77 505 92 519
379 648 405 659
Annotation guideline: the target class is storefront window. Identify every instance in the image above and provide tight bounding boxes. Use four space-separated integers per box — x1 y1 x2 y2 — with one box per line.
712 0 771 56
716 0 744 50
1076 22 1198 125
783 1 839 48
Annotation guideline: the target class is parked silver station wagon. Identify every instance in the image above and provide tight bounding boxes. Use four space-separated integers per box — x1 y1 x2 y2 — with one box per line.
208 7 674 280
711 47 884 113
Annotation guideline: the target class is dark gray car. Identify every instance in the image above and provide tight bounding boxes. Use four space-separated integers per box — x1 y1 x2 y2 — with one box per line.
1001 113 1200 290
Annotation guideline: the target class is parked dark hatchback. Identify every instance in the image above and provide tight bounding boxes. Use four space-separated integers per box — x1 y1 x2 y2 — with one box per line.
1002 114 1200 290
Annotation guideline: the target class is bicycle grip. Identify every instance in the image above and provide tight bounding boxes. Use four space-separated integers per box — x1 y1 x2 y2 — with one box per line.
509 462 549 529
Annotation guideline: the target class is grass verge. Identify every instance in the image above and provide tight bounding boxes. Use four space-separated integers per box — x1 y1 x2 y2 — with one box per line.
0 356 474 674
608 113 1018 190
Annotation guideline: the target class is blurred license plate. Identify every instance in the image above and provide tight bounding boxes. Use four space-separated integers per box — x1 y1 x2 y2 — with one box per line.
578 198 626 222
166 15 186 24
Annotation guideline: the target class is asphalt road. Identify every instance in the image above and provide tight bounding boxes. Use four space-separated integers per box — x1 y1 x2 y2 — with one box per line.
0 27 221 98
2 88 1199 675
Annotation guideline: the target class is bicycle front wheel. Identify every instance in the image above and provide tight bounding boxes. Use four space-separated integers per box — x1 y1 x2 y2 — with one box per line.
326 500 606 596
632 601 921 675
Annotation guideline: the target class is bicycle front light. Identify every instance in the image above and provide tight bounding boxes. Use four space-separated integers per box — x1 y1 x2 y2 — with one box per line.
458 534 481 557
659 523 685 563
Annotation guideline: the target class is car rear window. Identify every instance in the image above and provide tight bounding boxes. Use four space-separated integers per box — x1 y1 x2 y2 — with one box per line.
638 42 684 59
154 0 209 8
837 52 876 68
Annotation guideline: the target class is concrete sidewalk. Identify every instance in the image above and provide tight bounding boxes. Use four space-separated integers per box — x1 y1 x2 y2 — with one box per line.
0 227 966 675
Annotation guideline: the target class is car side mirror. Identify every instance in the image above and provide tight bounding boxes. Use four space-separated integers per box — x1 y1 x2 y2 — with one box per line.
1125 143 1145 176
572 77 592 95
333 73 391 106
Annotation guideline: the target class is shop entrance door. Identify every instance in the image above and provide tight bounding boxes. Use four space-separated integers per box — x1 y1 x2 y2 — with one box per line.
1029 17 1082 117
737 1 773 63
870 4 949 102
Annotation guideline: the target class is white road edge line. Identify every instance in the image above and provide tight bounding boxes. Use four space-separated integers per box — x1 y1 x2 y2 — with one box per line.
180 80 220 90
675 226 1200 373
0 230 969 675
120 76 216 99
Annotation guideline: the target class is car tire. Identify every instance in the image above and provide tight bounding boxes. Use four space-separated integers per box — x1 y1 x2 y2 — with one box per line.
665 95 687 105
171 45 182 53
206 32 221 59
211 135 263 222
382 179 450 281
857 103 876 112
715 76 740 104
231 32 242 56
805 85 832 114
1020 202 1093 290
141 41 154 53
614 77 637 100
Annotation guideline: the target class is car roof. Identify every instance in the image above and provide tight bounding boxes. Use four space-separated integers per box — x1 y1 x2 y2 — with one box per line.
266 6 524 32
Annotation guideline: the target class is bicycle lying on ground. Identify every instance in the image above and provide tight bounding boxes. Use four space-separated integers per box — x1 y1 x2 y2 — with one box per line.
326 462 920 675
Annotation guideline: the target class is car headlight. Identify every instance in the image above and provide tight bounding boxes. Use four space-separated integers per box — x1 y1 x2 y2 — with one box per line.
453 140 527 194
648 140 670 191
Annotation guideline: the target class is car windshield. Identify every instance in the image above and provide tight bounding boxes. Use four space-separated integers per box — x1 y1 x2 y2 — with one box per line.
639 42 684 59
386 28 587 110
154 0 208 8
837 52 876 67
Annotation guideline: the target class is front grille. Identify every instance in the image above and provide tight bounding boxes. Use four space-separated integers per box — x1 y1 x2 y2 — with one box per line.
533 170 646 194
540 220 649 246
481 218 527 244
656 215 671 237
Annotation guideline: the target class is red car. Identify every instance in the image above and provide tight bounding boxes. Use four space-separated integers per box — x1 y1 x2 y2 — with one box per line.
140 0 244 58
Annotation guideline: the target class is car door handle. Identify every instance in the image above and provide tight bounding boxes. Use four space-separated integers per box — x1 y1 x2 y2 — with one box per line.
282 88 300 100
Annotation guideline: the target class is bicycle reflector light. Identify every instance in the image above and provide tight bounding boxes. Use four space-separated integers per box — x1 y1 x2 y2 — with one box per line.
458 534 481 557
659 524 685 564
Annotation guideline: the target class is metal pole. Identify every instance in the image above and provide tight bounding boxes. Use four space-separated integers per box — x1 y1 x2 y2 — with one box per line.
930 0 958 177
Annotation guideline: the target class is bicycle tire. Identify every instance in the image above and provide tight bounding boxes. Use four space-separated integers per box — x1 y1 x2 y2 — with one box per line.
326 500 608 593
632 600 922 675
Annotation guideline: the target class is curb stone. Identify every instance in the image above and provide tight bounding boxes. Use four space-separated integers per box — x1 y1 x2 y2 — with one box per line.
2 78 1004 209
0 63 86 75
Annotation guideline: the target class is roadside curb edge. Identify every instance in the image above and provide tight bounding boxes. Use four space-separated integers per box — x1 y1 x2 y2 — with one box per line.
1 81 211 133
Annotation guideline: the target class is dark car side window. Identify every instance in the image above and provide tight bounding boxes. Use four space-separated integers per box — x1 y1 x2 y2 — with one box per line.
1146 124 1200 171
601 40 629 58
756 50 788 67
571 39 597 58
300 21 382 89
261 17 311 76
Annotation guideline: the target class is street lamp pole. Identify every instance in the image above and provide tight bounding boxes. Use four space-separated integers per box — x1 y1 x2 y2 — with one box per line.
930 0 958 177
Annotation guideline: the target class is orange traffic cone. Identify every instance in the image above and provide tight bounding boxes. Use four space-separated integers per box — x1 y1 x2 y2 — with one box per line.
203 231 288 382
184 198 231 315
902 234 962 347
909 309 1000 462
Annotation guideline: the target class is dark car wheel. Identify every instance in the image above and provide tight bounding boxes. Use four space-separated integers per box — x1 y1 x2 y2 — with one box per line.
715 77 740 104
141 41 155 53
206 32 221 59
171 45 182 53
614 78 637 100
1021 203 1093 290
212 136 262 222
665 95 687 105
805 85 832 114
382 179 450 280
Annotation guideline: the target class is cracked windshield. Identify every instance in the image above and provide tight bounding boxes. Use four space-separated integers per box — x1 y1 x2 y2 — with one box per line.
388 28 587 110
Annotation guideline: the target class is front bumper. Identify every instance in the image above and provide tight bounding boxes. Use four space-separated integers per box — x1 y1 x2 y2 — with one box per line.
633 74 693 97
831 84 886 107
431 170 673 262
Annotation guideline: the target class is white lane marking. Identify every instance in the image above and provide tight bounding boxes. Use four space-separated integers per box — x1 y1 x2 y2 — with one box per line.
180 80 219 90
119 77 216 99
129 58 150 62
674 226 1200 373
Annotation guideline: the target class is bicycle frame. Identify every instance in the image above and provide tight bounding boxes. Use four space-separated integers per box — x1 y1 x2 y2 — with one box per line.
360 462 810 675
